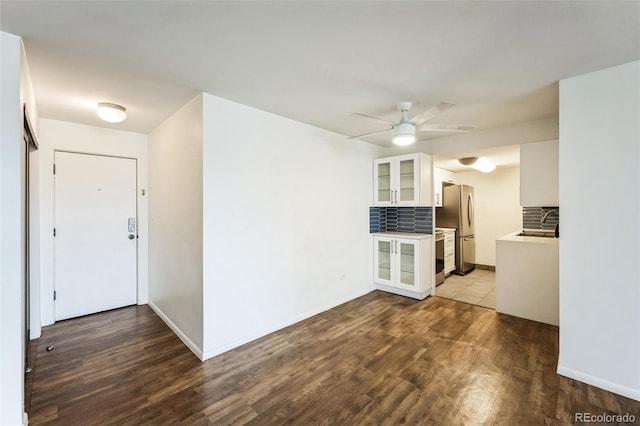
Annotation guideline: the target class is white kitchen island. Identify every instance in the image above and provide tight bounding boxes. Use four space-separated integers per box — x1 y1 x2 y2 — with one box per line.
496 231 559 326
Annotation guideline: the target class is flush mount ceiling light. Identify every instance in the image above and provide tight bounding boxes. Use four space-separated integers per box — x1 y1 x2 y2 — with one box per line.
392 122 416 146
97 102 127 123
458 156 496 173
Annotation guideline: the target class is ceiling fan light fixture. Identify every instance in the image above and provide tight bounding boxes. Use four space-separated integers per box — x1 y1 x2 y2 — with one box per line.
392 122 416 145
97 102 127 123
392 134 416 146
458 156 496 173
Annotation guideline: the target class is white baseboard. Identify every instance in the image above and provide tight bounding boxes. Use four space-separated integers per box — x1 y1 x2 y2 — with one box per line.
23 412 28 425
148 301 204 360
374 283 430 300
201 288 373 361
557 365 640 401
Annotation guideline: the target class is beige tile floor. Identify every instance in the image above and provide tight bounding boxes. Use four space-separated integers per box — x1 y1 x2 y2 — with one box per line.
436 268 496 309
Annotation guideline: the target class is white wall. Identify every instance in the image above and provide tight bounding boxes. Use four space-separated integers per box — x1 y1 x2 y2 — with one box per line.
148 95 204 357
1 31 37 426
454 167 521 266
38 119 149 328
201 93 381 359
558 61 640 401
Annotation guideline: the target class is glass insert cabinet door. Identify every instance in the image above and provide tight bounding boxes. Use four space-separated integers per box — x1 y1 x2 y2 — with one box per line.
373 237 394 285
398 158 416 203
376 161 393 204
398 241 416 287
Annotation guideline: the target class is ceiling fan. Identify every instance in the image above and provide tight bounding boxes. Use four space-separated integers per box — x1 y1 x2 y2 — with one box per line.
347 101 474 145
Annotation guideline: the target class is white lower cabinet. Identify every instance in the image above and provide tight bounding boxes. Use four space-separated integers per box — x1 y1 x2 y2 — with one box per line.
443 230 455 275
373 233 434 300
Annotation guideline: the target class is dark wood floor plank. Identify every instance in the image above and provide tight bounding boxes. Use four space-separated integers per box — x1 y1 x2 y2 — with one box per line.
26 292 640 425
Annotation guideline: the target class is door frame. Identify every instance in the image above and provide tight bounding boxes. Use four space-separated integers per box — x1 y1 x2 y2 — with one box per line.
53 150 140 320
23 104 39 373
36 120 149 330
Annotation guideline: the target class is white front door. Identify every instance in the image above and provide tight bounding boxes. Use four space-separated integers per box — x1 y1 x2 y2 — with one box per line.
54 152 137 321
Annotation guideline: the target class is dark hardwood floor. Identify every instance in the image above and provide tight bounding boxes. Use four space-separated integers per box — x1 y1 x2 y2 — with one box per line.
26 292 640 425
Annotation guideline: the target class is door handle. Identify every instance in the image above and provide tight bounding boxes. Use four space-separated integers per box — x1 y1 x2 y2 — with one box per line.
128 234 135 240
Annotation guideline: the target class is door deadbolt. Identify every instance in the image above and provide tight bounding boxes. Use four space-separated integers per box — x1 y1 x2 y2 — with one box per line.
128 234 135 240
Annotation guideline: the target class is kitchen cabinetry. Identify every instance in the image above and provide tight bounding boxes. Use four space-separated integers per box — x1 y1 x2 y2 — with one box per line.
520 139 559 207
443 229 456 275
374 153 433 207
373 232 433 300
433 167 456 207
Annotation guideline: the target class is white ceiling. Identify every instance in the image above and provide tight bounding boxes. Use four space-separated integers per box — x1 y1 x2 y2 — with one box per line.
1 1 638 147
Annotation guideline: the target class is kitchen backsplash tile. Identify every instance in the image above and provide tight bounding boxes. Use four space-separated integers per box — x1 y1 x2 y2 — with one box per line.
369 207 433 234
523 207 559 230
369 207 387 233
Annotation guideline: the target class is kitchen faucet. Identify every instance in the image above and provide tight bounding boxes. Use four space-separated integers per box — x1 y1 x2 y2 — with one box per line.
541 209 559 223
541 209 560 238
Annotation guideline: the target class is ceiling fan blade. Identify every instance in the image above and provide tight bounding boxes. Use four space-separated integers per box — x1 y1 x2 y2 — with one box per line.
418 124 475 132
350 113 396 126
347 128 393 139
411 101 456 125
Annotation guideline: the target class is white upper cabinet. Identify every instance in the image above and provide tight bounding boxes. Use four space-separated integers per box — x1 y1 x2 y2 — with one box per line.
433 167 456 207
520 139 559 207
373 153 433 207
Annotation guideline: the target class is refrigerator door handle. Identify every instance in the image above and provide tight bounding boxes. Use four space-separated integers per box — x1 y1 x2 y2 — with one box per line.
467 193 473 228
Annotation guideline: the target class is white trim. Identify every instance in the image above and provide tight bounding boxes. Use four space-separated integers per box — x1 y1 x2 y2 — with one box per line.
202 288 373 361
148 301 203 361
557 365 640 402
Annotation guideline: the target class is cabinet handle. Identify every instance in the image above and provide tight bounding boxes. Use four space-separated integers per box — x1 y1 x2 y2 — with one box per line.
395 190 398 204
394 240 397 254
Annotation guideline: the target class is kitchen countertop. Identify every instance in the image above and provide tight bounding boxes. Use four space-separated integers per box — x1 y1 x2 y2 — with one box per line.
435 227 456 233
372 232 432 240
497 230 559 244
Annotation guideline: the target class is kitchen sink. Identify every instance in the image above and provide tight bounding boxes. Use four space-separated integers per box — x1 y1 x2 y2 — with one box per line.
517 230 557 238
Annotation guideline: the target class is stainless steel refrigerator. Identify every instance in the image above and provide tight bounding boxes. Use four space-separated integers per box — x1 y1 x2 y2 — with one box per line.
436 184 475 274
